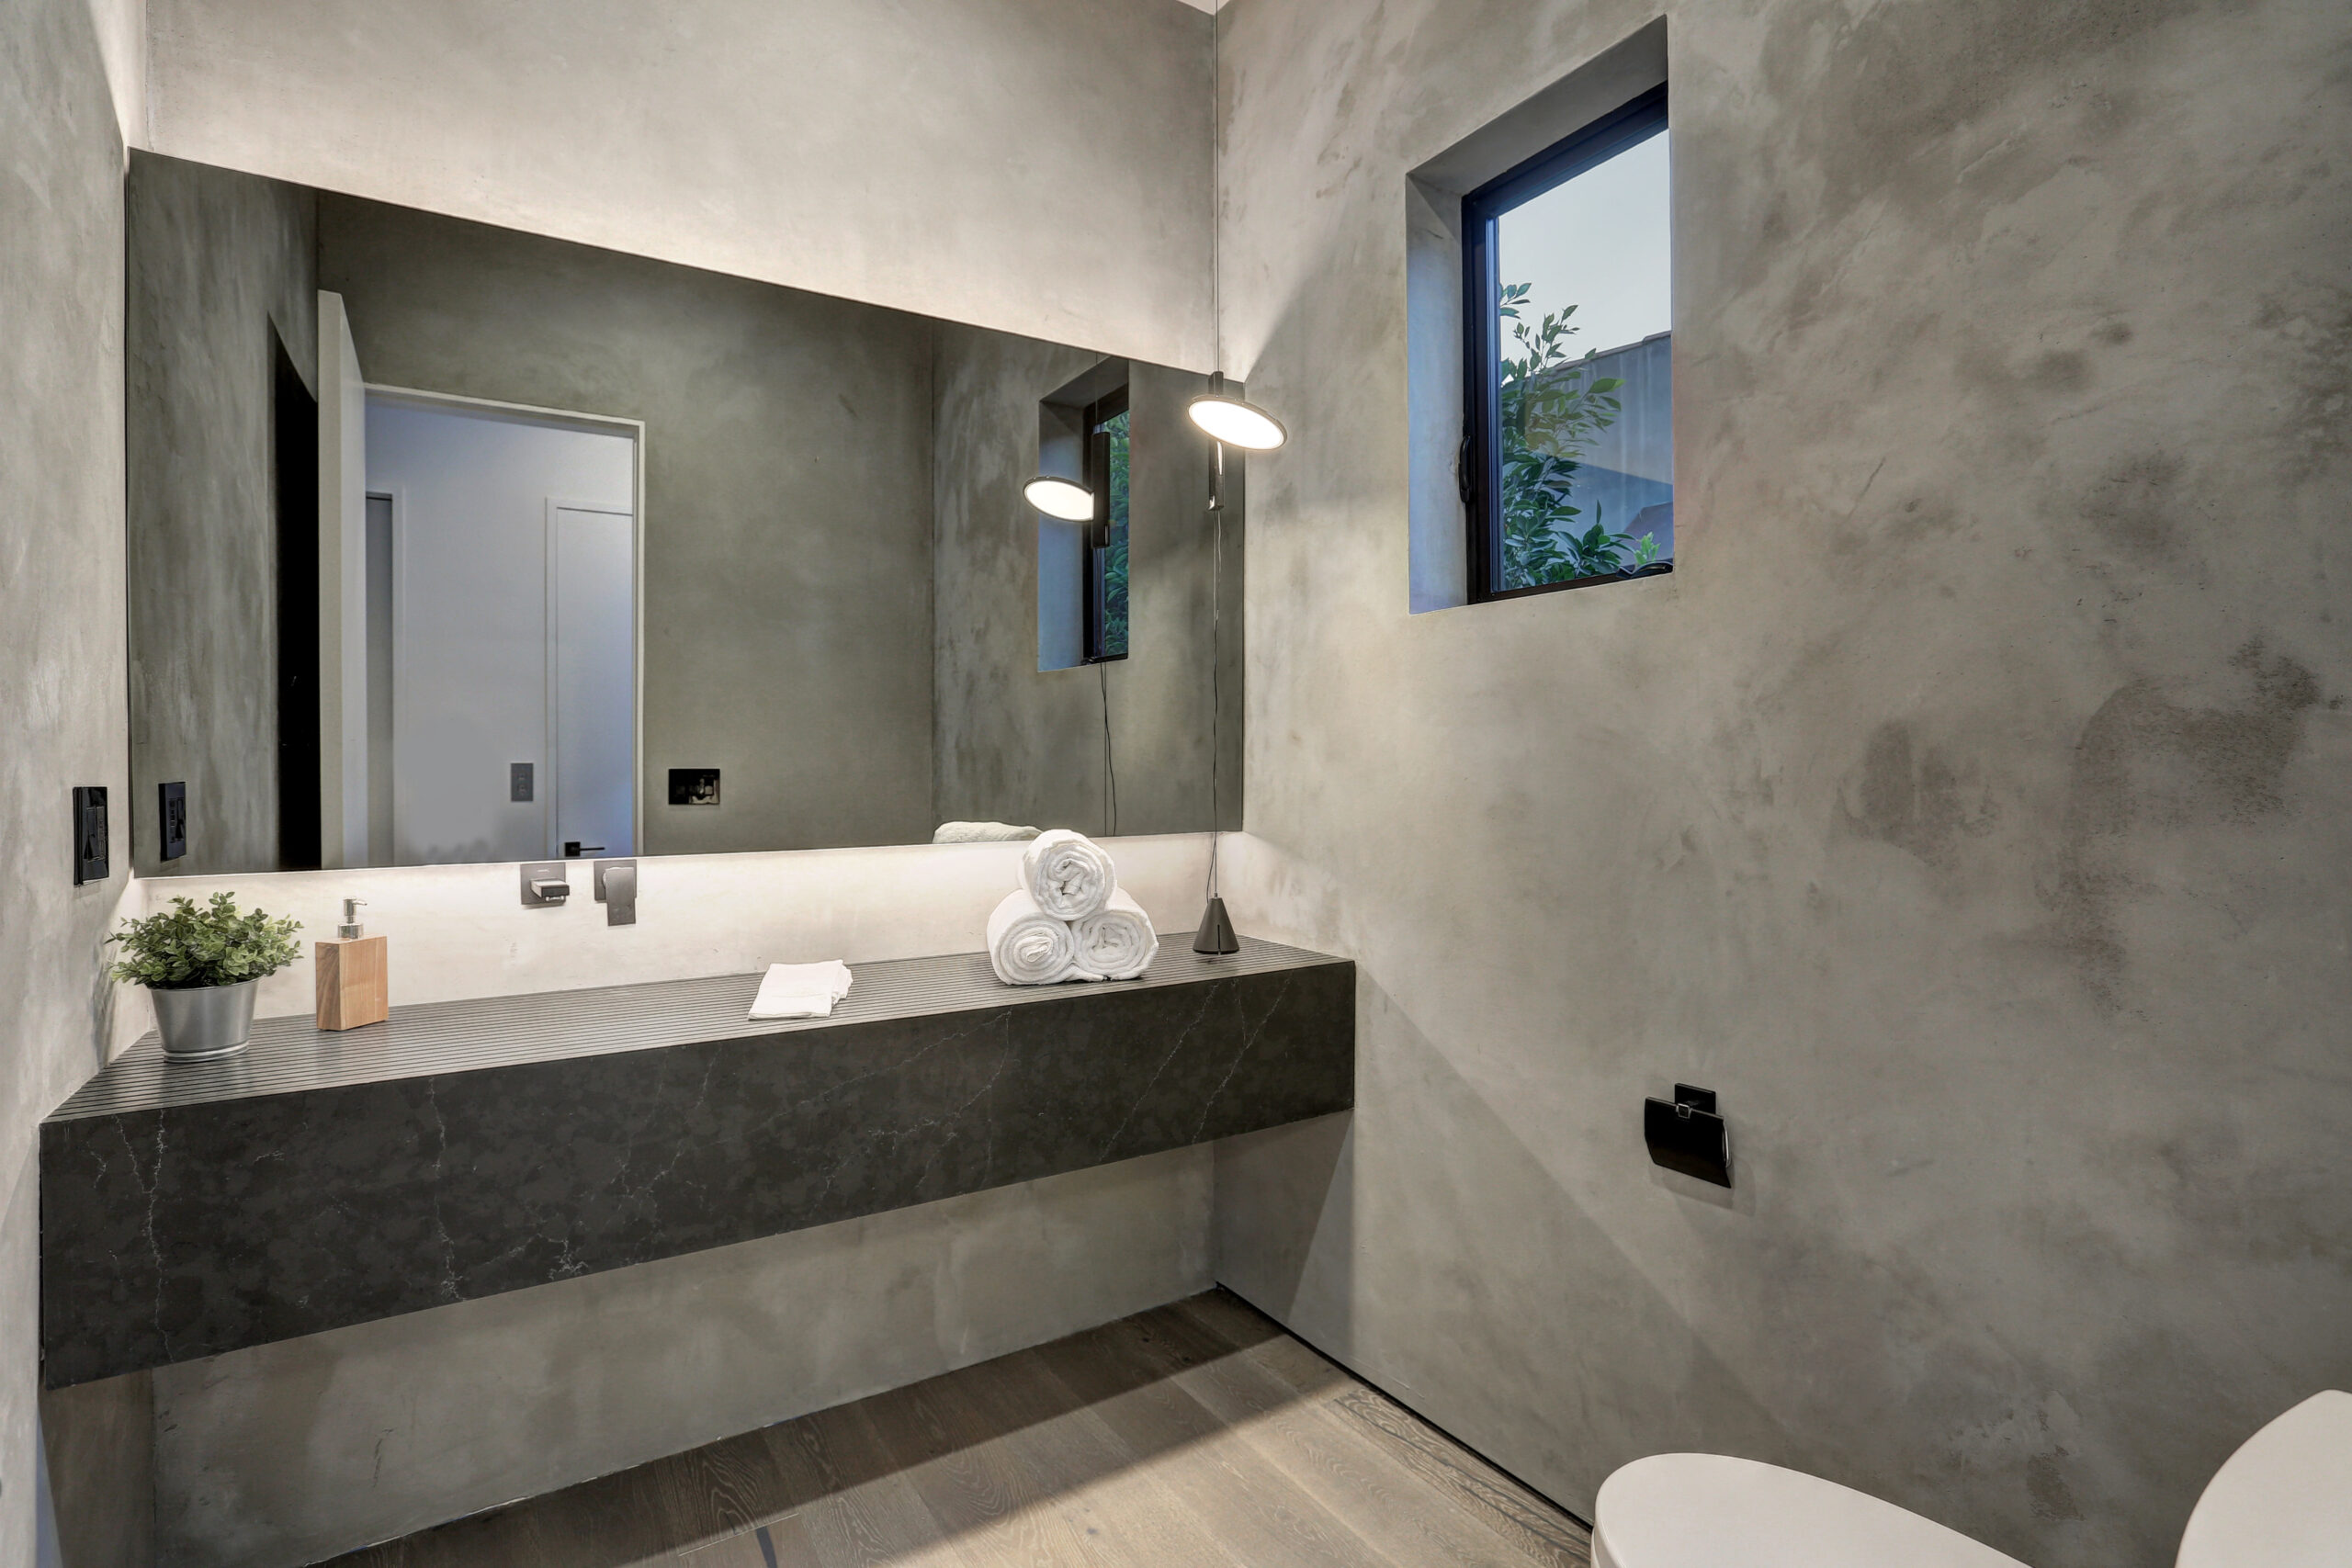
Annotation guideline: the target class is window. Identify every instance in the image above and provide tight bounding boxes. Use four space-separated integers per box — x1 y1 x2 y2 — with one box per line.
1463 85 1671 600
1084 389 1130 661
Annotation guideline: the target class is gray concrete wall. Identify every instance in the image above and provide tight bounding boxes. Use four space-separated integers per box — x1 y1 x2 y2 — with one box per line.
932 331 1243 838
148 0 1216 372
1213 3 2352 1566
0 0 140 1557
152 1145 1213 1568
318 196 939 855
125 151 318 875
40 1372 153 1568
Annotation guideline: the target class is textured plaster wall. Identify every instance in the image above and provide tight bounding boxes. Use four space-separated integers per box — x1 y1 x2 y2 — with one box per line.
131 833 1219 1026
146 0 1216 371
150 1146 1213 1568
1 0 140 1558
932 331 1244 838
319 195 939 856
125 152 318 875
40 1371 153 1568
1212 1 2352 1564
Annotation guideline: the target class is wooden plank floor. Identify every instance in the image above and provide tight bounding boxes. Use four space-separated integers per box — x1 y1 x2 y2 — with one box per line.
326 1290 1593 1568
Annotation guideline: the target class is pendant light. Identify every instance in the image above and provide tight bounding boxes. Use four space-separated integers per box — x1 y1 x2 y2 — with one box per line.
1187 372 1286 451
1193 4 1278 957
1023 475 1095 521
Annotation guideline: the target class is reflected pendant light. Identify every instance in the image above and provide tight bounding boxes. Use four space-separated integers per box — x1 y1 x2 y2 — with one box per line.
1023 475 1096 521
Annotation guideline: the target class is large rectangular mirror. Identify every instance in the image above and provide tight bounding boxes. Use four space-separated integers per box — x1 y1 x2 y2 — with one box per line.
124 151 1243 874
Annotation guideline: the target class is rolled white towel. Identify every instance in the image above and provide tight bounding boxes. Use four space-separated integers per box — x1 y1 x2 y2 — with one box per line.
987 889 1078 986
1072 888 1159 981
1020 829 1117 921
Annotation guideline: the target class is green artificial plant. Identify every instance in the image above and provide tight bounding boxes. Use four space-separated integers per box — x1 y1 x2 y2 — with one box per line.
108 893 303 989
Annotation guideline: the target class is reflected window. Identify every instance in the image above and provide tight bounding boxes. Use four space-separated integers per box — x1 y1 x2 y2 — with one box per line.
1086 390 1130 661
1464 85 1672 600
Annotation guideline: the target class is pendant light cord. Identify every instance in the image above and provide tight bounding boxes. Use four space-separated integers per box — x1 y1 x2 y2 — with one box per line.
1208 5 1222 376
1100 658 1118 837
1204 4 1226 909
1206 442 1224 903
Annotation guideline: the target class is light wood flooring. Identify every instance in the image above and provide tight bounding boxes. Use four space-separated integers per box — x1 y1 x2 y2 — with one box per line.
329 1289 1593 1568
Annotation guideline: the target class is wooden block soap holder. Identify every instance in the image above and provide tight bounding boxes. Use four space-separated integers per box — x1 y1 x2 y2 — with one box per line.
315 897 389 1032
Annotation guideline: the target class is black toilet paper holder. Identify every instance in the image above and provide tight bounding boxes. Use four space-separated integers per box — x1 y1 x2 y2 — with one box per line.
1644 1083 1732 1188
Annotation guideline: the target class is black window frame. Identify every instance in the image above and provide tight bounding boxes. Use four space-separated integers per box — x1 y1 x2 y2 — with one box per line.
1081 385 1131 663
1462 83 1670 604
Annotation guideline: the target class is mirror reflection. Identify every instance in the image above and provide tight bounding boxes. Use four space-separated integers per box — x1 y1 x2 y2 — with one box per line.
124 151 1242 875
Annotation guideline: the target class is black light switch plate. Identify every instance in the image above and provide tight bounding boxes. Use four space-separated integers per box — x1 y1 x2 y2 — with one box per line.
510 762 535 803
73 786 109 885
1645 1087 1732 1187
159 781 187 862
668 768 720 807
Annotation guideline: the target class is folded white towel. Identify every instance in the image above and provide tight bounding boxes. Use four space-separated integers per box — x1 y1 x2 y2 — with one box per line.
1020 829 1117 921
750 960 854 1020
933 820 1043 843
987 889 1079 986
1072 888 1159 981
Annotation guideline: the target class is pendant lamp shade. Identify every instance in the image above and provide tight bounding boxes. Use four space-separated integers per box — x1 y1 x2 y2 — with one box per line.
1187 373 1286 452
1023 475 1096 521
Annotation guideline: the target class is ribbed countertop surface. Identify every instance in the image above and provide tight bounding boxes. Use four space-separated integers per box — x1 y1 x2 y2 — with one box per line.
51 935 1341 1122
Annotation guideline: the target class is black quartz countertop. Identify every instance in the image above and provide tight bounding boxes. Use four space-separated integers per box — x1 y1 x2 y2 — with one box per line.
43 935 1355 1385
51 935 1333 1121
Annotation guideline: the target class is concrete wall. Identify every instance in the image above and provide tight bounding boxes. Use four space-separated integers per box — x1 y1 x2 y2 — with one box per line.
125 151 317 875
39 1372 153 1568
147 0 1216 372
933 332 1244 837
152 1147 1211 1568
321 195 941 856
131 833 1219 1025
0 0 141 1558
1212 3 2352 1566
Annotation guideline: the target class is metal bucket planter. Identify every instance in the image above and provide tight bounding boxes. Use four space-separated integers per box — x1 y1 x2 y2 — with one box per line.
150 979 260 1060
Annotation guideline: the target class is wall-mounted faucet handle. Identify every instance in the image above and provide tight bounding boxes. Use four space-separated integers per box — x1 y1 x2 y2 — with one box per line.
594 859 637 926
520 863 571 906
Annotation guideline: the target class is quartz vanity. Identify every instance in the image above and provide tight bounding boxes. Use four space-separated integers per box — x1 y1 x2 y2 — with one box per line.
42 936 1352 1387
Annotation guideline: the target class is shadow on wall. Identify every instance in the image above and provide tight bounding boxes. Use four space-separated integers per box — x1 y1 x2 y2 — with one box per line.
1214 971 1802 1523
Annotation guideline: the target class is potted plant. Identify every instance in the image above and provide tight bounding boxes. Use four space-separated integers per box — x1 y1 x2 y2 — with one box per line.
109 893 303 1060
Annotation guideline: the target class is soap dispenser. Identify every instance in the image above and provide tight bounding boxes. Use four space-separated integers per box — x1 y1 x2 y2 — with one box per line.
314 897 390 1031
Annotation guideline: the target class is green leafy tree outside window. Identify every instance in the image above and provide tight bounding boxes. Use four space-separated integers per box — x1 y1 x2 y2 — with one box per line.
1100 410 1130 655
1495 282 1658 589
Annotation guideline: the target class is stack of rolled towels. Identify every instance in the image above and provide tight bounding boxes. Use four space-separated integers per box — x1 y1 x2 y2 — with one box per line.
987 829 1159 985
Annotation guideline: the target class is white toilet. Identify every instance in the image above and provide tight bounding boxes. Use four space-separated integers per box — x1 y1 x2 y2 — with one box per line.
1592 1390 2352 1568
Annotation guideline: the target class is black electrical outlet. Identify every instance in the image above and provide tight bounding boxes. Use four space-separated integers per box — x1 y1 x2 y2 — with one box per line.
72 786 109 885
668 767 720 807
511 761 534 803
159 781 188 861
1644 1084 1732 1187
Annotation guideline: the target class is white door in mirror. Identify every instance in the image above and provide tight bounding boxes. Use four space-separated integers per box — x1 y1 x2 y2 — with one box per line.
548 502 637 860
